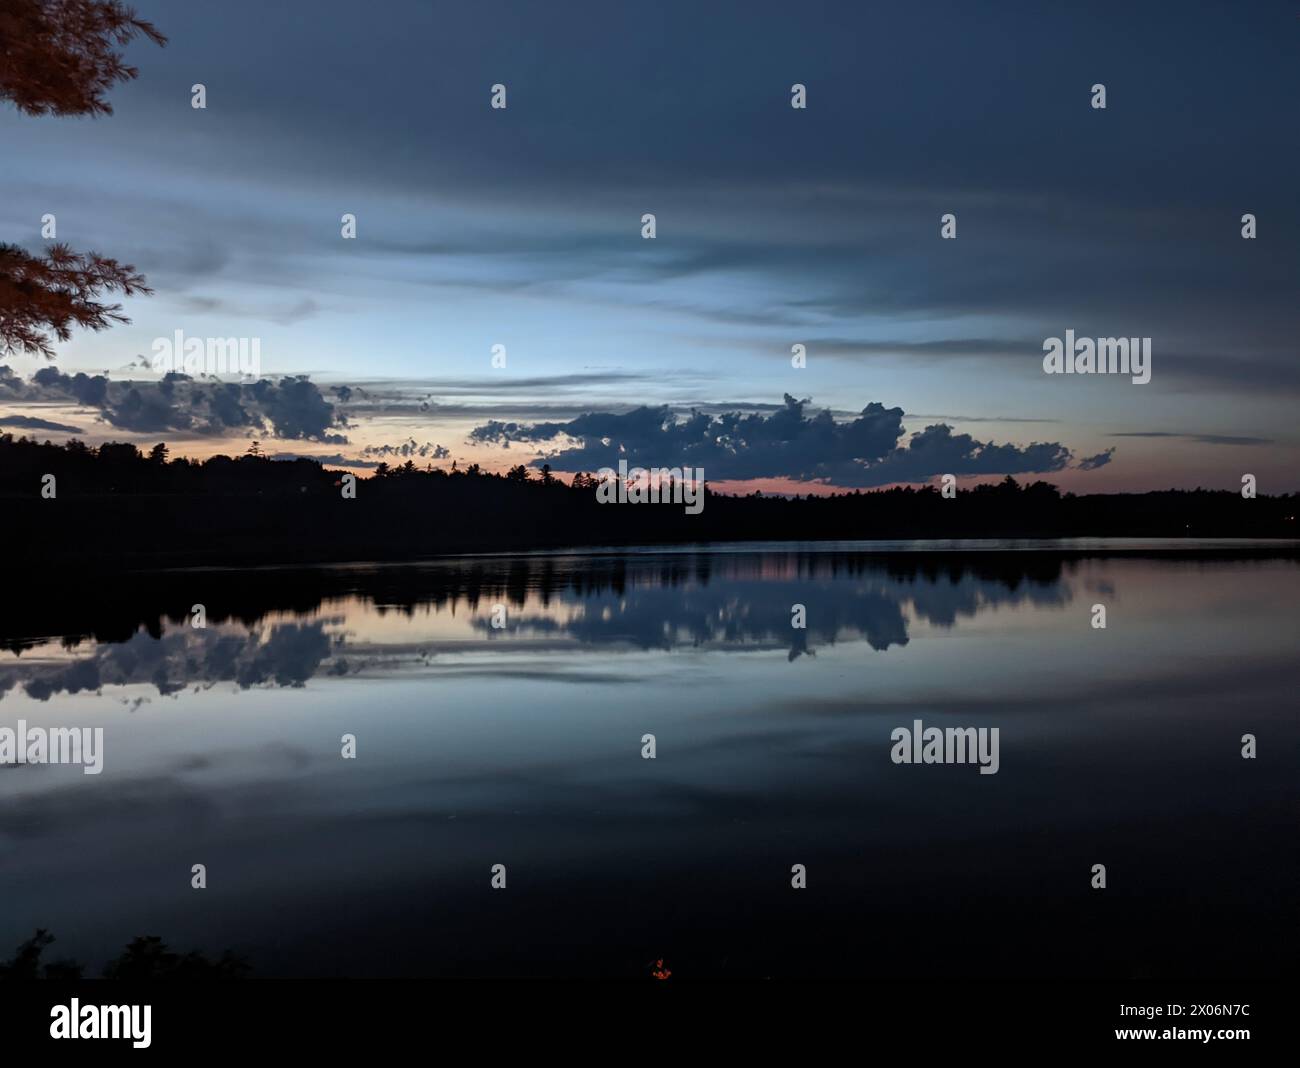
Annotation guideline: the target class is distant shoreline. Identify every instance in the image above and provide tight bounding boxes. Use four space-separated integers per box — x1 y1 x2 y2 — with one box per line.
5 437 1296 571
150 537 1300 575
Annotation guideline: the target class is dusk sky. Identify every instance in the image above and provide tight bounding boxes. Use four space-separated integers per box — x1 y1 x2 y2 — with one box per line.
2 0 1297 493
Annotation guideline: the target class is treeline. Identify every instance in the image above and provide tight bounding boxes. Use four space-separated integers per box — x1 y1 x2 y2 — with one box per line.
0 435 602 495
2 436 1295 569
0 929 248 980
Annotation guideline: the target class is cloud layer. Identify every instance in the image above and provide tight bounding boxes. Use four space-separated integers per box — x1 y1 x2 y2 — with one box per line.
470 393 1079 487
0 366 347 442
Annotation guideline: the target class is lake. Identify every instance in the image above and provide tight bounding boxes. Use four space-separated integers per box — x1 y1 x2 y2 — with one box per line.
1 543 1296 978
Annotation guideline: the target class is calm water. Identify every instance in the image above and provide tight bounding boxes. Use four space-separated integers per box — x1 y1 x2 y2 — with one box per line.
2 545 1297 978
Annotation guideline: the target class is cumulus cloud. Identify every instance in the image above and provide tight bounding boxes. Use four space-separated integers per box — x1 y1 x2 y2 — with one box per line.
0 366 348 442
469 394 1075 488
1077 448 1116 471
361 438 450 460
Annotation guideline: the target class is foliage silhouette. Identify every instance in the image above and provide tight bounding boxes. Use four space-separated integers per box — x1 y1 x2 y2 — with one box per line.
0 0 165 117
2 435 1295 569
0 930 83 979
0 243 152 358
0 928 250 980
0 1 164 357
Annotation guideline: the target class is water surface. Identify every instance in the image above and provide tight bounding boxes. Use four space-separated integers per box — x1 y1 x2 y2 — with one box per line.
1 545 1296 978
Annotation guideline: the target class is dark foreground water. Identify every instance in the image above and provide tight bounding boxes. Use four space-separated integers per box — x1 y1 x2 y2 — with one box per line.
1 544 1297 979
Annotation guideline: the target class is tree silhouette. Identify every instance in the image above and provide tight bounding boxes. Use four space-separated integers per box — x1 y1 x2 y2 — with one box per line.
0 929 82 979
0 242 151 357
101 936 250 980
1 434 1292 569
0 1 164 357
0 928 250 980
0 0 165 116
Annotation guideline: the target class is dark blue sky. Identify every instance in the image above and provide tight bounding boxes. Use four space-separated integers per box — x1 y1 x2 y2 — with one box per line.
2 0 1296 490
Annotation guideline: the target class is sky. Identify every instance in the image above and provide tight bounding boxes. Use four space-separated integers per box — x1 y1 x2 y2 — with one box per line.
1 0 1297 493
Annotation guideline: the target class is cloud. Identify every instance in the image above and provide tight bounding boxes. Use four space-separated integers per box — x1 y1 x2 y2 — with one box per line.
1109 432 1274 446
2 0 1295 427
26 365 109 406
469 394 1075 488
907 413 1061 424
173 294 320 325
1077 448 1116 471
0 366 348 443
361 439 450 461
243 377 347 442
0 414 84 434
